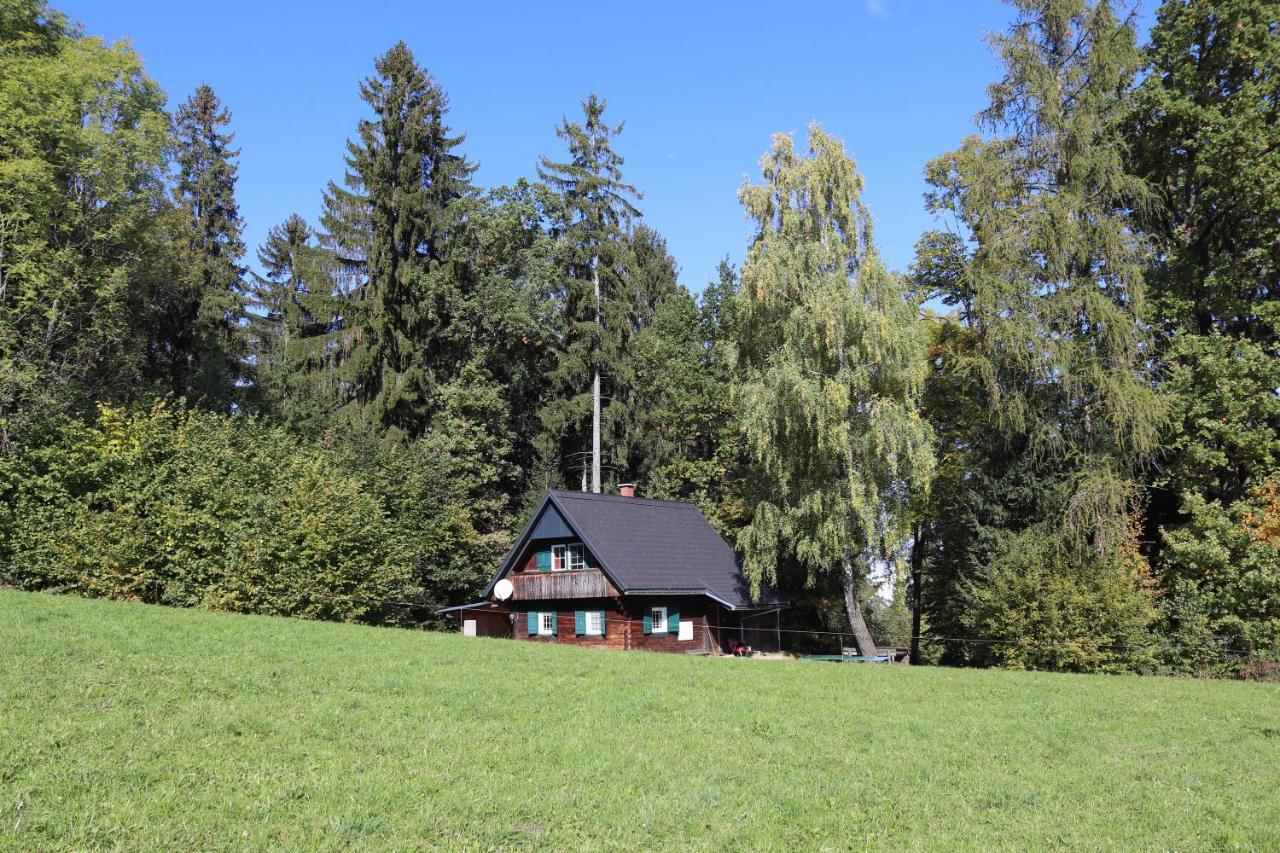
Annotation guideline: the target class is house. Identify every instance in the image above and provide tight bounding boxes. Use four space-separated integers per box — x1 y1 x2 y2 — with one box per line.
440 487 786 653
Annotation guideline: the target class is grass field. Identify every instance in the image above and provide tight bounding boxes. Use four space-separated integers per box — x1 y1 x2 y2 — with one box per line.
2 591 1278 850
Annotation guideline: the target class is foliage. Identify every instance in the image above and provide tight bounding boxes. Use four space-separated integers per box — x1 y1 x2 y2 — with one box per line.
1160 486 1280 673
735 123 934 654
0 404 416 623
1129 0 1280 340
318 41 476 440
536 94 643 491
160 83 248 408
1128 0 1280 672
0 1 172 448
243 213 339 433
916 0 1162 667
955 524 1158 673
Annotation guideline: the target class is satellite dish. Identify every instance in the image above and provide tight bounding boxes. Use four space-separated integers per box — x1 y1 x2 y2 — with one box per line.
494 578 514 601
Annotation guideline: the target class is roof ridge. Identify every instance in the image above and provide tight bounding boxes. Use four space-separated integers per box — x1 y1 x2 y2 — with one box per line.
547 489 698 509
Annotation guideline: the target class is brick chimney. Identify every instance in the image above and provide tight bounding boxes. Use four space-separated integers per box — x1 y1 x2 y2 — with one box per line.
618 483 636 498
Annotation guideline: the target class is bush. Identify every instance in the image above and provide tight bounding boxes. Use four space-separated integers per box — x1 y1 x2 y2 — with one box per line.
0 404 417 624
955 526 1158 673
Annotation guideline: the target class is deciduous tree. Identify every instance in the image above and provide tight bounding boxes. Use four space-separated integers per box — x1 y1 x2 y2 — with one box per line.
735 123 934 656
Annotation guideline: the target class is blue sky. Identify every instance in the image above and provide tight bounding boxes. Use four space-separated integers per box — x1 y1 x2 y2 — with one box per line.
63 0 1026 290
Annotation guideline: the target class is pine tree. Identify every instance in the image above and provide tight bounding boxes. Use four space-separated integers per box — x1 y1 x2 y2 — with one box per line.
167 84 247 407
537 94 641 492
735 123 934 656
318 41 475 439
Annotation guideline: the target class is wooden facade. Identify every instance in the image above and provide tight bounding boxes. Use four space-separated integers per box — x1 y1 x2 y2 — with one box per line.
510 568 619 601
444 489 787 654
512 596 717 653
504 597 782 654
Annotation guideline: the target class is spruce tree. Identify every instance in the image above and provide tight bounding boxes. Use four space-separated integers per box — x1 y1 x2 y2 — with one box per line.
167 84 247 407
319 41 475 439
244 214 338 429
735 124 934 656
1131 0 1280 341
537 94 641 492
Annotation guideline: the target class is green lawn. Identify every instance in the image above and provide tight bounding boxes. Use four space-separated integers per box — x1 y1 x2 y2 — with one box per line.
2 591 1278 850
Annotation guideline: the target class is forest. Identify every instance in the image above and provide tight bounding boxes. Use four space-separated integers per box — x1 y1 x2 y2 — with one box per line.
1 0 1276 678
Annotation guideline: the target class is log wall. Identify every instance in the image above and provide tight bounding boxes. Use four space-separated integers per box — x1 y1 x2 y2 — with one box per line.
513 596 713 653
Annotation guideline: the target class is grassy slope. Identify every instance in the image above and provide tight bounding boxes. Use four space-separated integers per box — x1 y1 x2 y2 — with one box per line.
1 591 1278 850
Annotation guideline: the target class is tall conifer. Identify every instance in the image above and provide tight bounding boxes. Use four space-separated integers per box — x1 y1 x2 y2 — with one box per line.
537 95 641 492
319 42 475 439
168 84 247 407
917 0 1162 668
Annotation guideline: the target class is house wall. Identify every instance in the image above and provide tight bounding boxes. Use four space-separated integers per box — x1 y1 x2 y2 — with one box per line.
512 596 713 653
466 609 512 638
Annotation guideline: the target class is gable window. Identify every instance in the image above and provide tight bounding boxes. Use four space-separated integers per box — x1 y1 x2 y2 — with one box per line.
650 606 668 634
551 543 586 571
585 610 604 636
539 611 556 636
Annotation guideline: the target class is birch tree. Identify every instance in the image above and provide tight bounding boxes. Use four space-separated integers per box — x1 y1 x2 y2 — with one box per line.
735 124 934 656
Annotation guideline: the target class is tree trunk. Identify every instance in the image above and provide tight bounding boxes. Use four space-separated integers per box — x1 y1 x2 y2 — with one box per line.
840 548 879 657
591 254 602 494
909 522 924 665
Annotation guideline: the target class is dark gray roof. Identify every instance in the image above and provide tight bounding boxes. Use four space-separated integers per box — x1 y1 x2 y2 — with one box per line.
484 490 786 610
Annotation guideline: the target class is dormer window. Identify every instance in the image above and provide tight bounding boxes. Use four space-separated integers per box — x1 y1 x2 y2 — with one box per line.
551 543 586 571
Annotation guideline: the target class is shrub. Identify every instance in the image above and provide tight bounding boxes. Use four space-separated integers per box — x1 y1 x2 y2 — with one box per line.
955 526 1158 673
0 404 417 624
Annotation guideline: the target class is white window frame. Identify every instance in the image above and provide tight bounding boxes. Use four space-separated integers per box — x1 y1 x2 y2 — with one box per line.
585 610 604 636
538 611 556 636
650 606 668 634
551 543 586 572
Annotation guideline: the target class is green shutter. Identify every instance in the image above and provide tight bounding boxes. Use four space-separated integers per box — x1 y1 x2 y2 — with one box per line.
535 550 551 572
527 611 538 635
598 611 607 637
643 611 652 635
575 610 585 636
550 611 558 636
668 609 680 634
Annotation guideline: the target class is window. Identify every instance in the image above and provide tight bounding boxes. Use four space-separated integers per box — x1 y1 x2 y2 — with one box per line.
650 606 668 634
539 611 556 636
551 543 586 571
585 610 604 636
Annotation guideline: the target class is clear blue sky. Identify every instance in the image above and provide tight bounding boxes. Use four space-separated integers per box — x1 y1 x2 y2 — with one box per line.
63 0 1031 289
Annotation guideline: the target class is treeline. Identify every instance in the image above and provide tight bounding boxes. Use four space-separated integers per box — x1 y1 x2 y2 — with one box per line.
0 0 1276 677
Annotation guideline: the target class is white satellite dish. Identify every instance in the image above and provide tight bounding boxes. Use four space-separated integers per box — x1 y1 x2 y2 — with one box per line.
494 578 514 601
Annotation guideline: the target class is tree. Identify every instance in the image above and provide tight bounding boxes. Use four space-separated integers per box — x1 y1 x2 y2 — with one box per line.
735 123 934 656
537 94 641 492
0 1 172 449
164 84 247 407
318 41 475 440
1128 0 1280 670
1130 0 1279 341
244 214 340 431
916 0 1162 669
